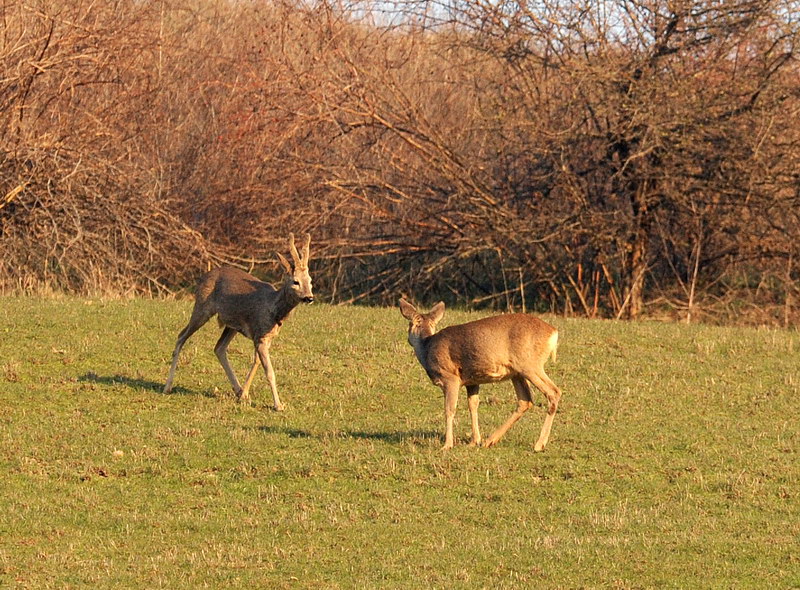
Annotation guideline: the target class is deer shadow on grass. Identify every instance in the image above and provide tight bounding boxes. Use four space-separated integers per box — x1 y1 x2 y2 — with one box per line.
345 429 441 445
78 371 215 397
255 425 440 445
255 425 314 439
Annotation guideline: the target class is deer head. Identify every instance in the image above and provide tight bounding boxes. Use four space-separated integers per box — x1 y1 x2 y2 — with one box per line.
278 233 314 303
399 299 444 343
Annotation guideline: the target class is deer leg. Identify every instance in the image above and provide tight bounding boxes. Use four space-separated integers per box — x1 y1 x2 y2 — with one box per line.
163 312 211 393
256 338 284 411
214 326 242 396
466 385 482 446
483 377 533 448
237 347 261 405
441 379 460 450
528 371 562 452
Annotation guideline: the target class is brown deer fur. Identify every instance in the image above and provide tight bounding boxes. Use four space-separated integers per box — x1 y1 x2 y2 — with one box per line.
163 234 313 410
399 299 562 450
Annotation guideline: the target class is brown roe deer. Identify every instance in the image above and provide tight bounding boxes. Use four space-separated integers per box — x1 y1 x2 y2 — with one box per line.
399 299 561 450
163 234 313 410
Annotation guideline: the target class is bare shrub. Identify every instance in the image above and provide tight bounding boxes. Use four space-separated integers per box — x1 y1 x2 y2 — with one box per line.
1 0 799 325
0 1 216 294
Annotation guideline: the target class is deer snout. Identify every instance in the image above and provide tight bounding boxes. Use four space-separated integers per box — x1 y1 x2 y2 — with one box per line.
302 296 314 303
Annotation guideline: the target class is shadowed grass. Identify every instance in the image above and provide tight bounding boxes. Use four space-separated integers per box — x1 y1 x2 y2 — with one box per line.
1 296 798 588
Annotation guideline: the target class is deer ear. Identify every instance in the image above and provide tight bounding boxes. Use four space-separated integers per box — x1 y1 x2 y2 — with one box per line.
428 301 445 323
277 252 293 273
399 298 417 320
302 233 311 262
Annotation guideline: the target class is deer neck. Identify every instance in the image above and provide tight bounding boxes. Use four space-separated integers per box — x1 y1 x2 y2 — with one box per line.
408 332 432 370
272 284 299 325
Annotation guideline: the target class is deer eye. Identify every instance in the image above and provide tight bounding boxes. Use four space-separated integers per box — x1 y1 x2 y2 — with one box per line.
293 280 300 286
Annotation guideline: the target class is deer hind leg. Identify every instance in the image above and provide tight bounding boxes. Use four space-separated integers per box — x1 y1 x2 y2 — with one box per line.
466 385 482 446
256 338 284 412
483 377 533 448
214 326 242 396
527 370 562 452
163 309 213 393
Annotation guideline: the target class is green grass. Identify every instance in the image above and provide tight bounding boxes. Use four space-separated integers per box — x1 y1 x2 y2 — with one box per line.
1 296 798 588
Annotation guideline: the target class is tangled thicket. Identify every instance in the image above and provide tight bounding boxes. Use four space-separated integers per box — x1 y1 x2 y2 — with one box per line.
2 0 799 324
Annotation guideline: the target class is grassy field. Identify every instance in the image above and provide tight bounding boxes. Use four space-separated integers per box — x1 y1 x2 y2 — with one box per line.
1 296 798 588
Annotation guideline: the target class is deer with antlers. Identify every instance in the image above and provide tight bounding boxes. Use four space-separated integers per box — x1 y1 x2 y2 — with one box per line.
163 233 314 409
399 299 562 451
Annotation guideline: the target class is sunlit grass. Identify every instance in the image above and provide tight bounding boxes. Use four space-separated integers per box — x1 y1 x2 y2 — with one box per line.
1 296 798 588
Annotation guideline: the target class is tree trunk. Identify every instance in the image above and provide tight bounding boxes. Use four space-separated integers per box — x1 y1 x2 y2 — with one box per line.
622 184 651 319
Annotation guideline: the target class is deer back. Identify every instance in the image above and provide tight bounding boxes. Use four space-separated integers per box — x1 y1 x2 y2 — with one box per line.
199 266 279 337
424 314 557 385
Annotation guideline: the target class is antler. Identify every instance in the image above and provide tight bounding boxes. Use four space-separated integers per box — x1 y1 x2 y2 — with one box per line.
279 233 310 271
301 233 311 265
288 233 301 266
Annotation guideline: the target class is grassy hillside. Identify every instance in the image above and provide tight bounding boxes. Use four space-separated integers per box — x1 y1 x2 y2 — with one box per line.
1 297 798 588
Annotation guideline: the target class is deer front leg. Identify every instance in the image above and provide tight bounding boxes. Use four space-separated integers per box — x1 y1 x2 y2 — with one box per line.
440 380 460 450
466 385 482 446
238 348 261 405
256 338 284 411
